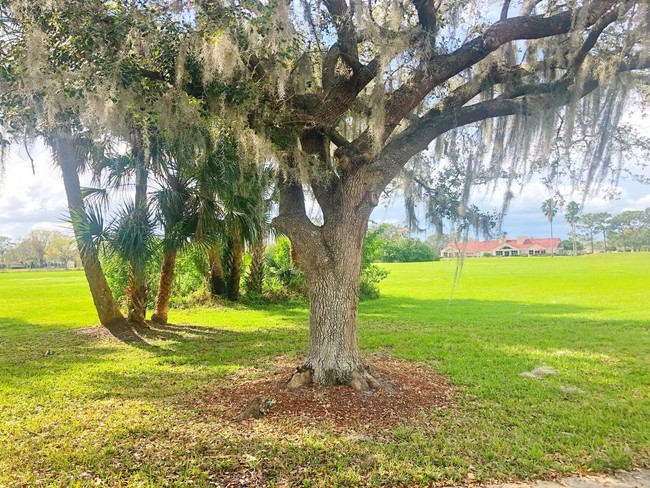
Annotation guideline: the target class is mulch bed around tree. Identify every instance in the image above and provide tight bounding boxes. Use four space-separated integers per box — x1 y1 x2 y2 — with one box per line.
199 355 454 430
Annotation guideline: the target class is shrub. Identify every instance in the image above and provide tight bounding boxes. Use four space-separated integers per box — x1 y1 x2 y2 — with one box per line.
383 237 438 262
365 224 439 263
101 245 162 308
102 242 211 310
262 235 389 301
359 263 390 300
265 236 305 294
169 246 209 307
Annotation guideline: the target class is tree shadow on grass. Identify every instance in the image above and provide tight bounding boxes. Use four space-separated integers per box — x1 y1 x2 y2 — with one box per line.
2 295 645 401
359 294 604 323
0 315 307 400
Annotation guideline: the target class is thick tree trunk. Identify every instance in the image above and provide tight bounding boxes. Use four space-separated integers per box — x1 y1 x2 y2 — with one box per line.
246 238 265 295
151 248 177 324
226 233 244 301
277 170 380 389
54 137 125 327
208 246 227 296
304 261 365 386
272 135 383 389
289 222 381 390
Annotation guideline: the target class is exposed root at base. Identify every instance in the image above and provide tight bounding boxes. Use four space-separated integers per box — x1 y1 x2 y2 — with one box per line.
287 363 386 392
349 366 383 392
286 367 312 389
150 313 168 325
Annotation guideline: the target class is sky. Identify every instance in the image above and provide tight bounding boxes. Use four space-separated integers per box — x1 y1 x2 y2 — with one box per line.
0 144 73 238
1 139 649 242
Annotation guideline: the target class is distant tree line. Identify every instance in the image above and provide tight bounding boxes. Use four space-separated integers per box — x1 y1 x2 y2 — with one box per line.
0 230 79 269
570 206 650 253
539 200 650 254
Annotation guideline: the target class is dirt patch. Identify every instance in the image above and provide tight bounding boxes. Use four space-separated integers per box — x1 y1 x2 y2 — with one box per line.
198 355 454 429
521 365 556 379
75 325 112 339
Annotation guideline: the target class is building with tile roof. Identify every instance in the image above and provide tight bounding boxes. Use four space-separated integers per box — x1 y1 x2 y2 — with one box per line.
441 236 562 258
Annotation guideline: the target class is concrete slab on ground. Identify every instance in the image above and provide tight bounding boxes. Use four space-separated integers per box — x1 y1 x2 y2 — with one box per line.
454 470 650 488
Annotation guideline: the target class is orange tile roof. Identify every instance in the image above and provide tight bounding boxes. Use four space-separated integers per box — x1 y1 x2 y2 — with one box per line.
443 237 561 252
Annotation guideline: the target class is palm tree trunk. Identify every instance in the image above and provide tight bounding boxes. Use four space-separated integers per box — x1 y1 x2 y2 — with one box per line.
127 271 148 324
126 137 149 324
550 218 554 256
151 248 177 324
572 223 576 255
208 246 227 296
54 136 125 327
226 232 244 301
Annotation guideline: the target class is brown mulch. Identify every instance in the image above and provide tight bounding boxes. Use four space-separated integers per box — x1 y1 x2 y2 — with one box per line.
199 356 454 430
75 325 113 338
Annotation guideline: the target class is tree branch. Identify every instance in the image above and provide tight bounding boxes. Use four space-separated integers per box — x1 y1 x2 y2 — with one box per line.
382 0 618 135
500 0 511 21
370 52 650 190
323 0 361 73
570 4 625 75
413 0 438 32
272 157 318 239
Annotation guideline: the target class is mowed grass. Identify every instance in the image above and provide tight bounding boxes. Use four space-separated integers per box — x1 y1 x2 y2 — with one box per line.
1 254 649 486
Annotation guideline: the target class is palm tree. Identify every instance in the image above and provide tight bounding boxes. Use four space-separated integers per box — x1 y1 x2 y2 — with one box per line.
246 168 275 296
541 198 561 256
199 135 264 301
150 170 191 324
51 132 127 327
91 129 156 324
565 201 581 255
149 146 222 323
108 201 156 324
219 190 263 301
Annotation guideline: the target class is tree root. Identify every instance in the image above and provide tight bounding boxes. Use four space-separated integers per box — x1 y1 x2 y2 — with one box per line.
150 313 167 325
349 366 383 392
286 366 313 389
286 363 385 392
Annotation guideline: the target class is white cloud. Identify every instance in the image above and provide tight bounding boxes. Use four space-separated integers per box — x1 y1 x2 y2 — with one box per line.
0 144 69 238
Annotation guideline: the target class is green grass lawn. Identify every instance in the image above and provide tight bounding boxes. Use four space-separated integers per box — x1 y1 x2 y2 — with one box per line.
1 254 649 486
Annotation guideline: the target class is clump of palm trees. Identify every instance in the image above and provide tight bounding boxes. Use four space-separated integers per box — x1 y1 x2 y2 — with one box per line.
92 132 275 325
